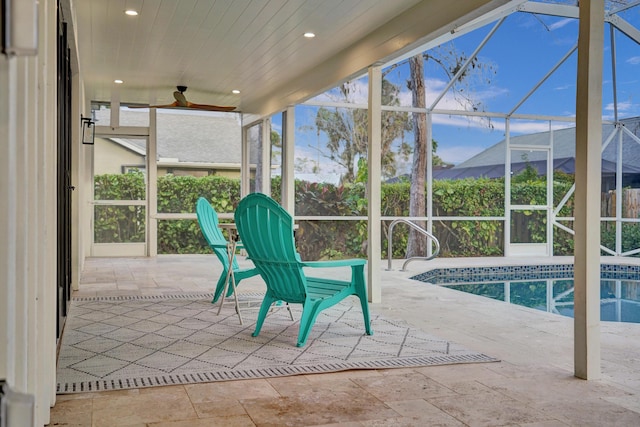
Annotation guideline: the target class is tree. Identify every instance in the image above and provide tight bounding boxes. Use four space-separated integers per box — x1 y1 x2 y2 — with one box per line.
406 44 495 257
271 129 281 161
407 55 428 257
431 140 450 167
314 80 411 183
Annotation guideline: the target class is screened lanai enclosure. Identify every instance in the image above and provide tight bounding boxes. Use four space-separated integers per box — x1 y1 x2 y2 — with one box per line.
90 0 640 263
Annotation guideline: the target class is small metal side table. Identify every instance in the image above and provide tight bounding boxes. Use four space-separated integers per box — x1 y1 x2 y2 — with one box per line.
215 222 246 324
215 222 297 325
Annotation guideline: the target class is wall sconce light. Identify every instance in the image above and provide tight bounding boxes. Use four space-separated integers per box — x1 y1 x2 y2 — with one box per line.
81 115 95 145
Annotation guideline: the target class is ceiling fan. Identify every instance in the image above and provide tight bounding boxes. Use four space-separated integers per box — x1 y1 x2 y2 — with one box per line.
131 86 236 112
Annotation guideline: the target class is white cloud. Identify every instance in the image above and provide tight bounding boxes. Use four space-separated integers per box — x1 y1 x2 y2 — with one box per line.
554 83 573 91
605 100 634 112
627 56 640 65
397 77 507 113
293 145 345 175
459 119 573 135
431 113 492 130
507 121 545 133
549 18 574 31
437 145 485 165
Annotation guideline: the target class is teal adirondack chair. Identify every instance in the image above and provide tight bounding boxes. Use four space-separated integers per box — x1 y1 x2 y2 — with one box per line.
234 193 373 347
195 197 259 303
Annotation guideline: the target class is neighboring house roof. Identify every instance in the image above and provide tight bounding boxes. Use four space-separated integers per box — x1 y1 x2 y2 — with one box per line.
109 138 146 156
434 116 640 180
94 108 258 164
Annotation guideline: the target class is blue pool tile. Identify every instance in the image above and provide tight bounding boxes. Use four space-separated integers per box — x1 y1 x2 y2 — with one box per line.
411 264 640 284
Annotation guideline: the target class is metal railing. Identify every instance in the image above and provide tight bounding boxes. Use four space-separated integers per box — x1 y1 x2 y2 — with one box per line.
387 219 440 271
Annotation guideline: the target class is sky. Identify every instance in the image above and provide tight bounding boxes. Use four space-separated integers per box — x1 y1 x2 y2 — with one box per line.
271 3 640 179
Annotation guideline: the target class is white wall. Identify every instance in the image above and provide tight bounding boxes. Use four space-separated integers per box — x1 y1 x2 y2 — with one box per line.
94 137 145 175
0 0 64 425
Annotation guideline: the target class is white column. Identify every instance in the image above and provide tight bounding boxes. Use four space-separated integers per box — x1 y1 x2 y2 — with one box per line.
504 119 511 256
282 107 296 215
261 118 272 196
70 96 80 288
110 90 120 127
26 53 40 422
71 67 83 290
367 65 382 303
0 52 18 388
241 124 250 197
426 112 434 256
80 85 93 261
574 0 603 380
41 0 58 416
148 109 158 256
15 47 29 393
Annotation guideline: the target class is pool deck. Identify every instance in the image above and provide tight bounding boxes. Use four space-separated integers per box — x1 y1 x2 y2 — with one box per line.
49 255 640 426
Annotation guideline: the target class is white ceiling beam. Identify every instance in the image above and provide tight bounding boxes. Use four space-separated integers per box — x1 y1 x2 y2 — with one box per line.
607 14 640 45
517 2 640 63
518 2 579 19
386 0 528 67
608 0 640 15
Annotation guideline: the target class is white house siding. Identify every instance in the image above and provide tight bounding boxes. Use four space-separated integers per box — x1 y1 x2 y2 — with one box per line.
0 0 61 425
94 137 145 175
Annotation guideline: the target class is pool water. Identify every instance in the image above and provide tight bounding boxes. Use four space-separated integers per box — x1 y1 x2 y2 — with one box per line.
412 264 640 324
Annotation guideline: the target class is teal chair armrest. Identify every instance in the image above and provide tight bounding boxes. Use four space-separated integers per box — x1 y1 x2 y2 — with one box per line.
301 259 366 268
209 239 229 249
210 239 245 250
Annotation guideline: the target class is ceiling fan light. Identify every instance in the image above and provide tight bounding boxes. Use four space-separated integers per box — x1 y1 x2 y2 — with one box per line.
303 32 315 38
232 89 240 94
125 10 139 16
114 79 124 84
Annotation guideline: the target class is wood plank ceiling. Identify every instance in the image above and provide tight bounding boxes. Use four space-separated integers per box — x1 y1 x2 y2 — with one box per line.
70 0 508 116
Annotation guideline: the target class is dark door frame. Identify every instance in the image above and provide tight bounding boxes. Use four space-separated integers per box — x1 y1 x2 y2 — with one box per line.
56 11 72 339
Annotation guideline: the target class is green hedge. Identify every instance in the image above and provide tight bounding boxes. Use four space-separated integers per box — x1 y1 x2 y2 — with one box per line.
94 171 584 259
94 173 146 244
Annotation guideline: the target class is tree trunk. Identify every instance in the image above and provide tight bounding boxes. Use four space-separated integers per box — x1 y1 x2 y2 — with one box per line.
407 55 427 258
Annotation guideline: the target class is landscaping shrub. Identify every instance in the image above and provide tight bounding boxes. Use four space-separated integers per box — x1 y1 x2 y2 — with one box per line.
94 172 581 259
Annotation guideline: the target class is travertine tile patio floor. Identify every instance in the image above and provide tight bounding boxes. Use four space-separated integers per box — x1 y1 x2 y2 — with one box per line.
49 255 640 426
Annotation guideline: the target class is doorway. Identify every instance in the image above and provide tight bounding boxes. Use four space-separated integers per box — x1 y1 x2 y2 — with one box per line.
91 132 148 257
507 146 551 256
57 17 72 337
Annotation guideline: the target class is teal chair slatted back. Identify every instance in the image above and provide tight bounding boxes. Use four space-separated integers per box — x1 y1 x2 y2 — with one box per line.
196 197 239 271
196 197 259 303
235 192 373 347
234 193 306 302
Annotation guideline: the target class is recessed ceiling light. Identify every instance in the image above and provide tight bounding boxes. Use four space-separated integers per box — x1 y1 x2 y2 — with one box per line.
232 89 240 94
125 10 138 16
304 32 315 38
114 79 124 84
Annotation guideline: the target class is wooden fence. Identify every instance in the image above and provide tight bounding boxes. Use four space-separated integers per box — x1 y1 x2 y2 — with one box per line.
602 189 640 218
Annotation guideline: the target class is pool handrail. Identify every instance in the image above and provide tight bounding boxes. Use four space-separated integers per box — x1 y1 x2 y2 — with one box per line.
387 219 440 271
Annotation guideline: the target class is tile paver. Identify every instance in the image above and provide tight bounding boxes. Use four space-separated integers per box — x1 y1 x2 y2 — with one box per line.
48 255 640 426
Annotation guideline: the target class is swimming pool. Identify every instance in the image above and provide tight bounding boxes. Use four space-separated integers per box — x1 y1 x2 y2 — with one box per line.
412 264 640 324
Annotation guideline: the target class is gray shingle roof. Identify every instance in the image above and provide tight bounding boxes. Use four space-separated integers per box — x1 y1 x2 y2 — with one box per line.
435 116 640 180
94 108 258 163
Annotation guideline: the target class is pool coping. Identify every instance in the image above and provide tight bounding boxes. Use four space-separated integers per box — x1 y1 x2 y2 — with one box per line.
411 263 640 285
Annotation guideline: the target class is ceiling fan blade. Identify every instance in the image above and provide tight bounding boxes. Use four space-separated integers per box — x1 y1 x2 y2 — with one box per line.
129 101 179 109
128 86 236 112
185 102 237 112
